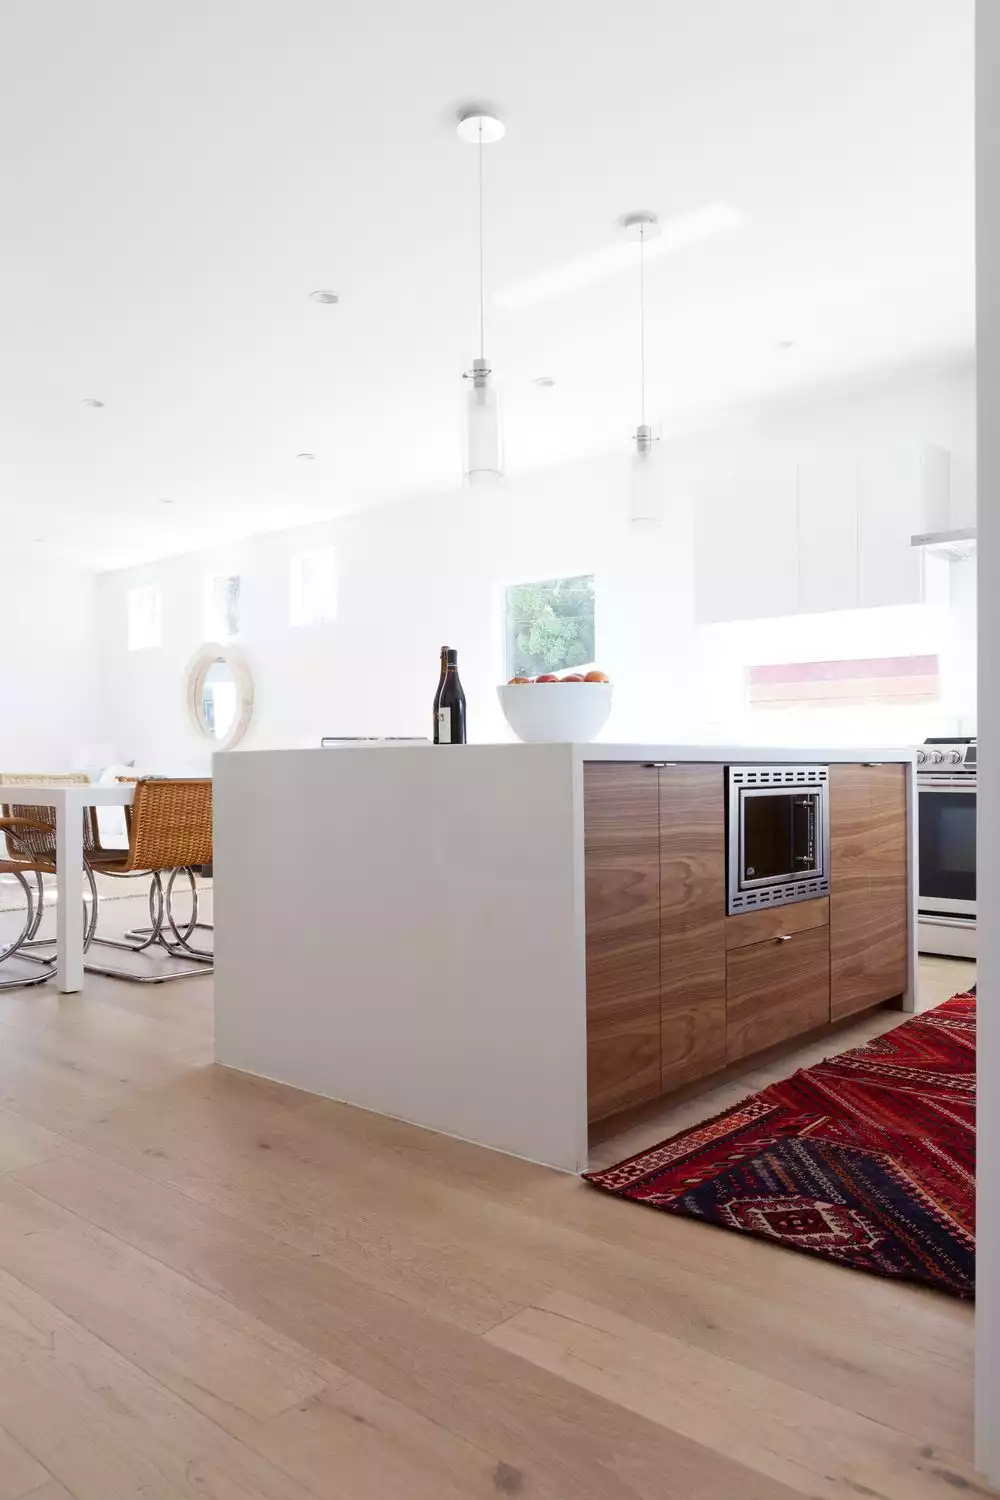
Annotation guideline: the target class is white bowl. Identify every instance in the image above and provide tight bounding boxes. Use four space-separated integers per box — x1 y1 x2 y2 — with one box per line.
497 682 613 743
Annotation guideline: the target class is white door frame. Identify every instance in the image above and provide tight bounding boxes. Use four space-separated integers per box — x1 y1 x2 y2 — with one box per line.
976 0 999 1482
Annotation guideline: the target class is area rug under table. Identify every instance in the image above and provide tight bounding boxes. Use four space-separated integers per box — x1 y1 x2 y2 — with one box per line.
585 990 976 1297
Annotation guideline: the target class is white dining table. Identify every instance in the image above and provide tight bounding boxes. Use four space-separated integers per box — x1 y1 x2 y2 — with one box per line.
2 782 135 992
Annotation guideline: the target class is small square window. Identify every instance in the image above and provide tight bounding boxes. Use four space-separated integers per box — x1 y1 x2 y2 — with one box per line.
205 573 241 639
504 574 596 679
290 548 338 626
127 584 162 651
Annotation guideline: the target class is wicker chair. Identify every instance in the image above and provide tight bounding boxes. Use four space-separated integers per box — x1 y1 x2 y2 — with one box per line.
85 777 213 983
0 772 104 958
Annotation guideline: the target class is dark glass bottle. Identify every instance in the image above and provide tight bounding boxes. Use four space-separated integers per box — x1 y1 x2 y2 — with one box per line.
434 648 467 744
431 646 448 737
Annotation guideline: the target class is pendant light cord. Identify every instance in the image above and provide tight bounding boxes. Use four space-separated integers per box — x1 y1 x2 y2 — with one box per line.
639 221 646 429
478 119 485 362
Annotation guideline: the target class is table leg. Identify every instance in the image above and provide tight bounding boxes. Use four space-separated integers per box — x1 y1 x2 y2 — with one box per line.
56 799 84 992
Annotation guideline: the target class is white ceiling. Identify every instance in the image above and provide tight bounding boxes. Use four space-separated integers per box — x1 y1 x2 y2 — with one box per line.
0 0 974 570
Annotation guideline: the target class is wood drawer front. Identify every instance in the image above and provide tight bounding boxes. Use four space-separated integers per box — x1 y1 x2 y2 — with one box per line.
725 897 829 952
584 764 662 1122
726 924 831 1064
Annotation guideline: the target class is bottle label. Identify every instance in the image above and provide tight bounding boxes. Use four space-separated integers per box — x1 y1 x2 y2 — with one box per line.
437 707 452 744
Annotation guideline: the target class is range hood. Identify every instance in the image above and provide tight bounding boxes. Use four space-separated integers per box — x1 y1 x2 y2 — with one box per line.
910 527 977 563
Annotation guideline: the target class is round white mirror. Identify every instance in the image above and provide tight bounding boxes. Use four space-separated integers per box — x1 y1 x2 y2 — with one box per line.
185 643 254 751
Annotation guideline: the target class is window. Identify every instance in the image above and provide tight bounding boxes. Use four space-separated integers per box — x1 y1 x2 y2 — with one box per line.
127 584 162 651
504 574 595 680
204 573 241 639
290 548 338 626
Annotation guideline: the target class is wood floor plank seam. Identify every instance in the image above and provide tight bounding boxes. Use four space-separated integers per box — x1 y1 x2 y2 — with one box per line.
11 1138 482 1335
0 1257 336 1500
484 1293 987 1499
486 1292 972 1461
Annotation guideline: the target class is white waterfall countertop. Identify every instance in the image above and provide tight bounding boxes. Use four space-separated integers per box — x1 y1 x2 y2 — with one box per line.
214 742 917 1173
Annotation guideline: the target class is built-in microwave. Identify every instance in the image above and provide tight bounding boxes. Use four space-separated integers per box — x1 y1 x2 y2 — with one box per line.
727 765 831 914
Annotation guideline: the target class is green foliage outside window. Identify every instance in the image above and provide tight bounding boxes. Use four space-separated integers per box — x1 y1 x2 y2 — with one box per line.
504 574 596 679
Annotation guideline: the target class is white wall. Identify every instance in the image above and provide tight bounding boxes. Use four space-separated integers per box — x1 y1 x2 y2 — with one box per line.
976 0 999 1483
0 561 99 771
95 361 977 762
96 450 704 761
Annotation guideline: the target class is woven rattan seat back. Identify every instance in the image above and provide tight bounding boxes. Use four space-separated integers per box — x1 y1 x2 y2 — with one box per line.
119 778 213 873
0 772 94 859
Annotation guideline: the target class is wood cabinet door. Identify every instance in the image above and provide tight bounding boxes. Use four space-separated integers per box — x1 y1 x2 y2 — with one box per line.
584 764 661 1122
829 763 909 1021
659 765 727 1092
726 925 831 1063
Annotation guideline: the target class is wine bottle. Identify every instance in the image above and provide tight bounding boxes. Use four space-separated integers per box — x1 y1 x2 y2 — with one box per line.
431 645 448 739
434 648 467 744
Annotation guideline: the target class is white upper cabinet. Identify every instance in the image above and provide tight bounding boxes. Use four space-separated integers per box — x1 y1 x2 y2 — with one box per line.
797 453 859 615
694 444 941 624
856 448 927 608
694 468 799 624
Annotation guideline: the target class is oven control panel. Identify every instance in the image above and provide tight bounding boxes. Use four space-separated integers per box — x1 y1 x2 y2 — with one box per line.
916 739 977 771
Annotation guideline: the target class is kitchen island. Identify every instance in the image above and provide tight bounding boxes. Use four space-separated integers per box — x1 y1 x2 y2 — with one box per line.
214 744 916 1173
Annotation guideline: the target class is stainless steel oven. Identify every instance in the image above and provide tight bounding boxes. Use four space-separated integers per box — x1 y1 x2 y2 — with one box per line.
727 765 831 914
916 738 976 957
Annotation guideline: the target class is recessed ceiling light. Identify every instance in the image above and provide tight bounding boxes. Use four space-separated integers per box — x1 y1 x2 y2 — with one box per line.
296 452 316 460
533 376 556 388
775 339 796 351
81 397 105 408
309 290 339 305
495 202 745 309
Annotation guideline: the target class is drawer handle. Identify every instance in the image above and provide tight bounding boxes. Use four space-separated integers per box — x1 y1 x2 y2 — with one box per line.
775 934 793 943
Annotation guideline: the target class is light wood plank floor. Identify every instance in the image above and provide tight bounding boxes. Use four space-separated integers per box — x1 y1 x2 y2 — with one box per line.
0 896 984 1499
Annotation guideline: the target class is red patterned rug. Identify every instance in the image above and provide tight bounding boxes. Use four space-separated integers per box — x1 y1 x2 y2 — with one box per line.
585 990 976 1297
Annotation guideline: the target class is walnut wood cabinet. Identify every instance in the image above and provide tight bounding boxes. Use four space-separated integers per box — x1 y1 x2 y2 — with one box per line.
583 764 662 1122
584 762 725 1123
658 766 727 1093
584 760 910 1125
829 763 909 1021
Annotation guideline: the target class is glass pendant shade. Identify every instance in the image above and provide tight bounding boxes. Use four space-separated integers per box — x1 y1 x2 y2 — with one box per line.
463 358 502 484
630 423 664 525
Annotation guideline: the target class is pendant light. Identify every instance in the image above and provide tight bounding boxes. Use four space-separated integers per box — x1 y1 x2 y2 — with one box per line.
457 107 504 485
621 209 664 526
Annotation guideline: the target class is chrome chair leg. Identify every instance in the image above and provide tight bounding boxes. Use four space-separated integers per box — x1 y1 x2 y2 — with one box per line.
0 872 54 989
16 864 99 968
164 869 212 960
85 869 213 983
